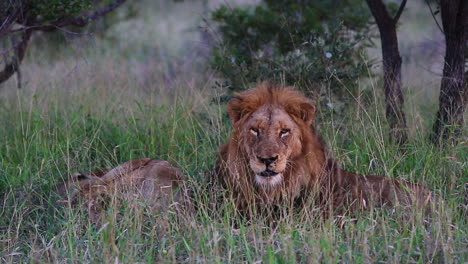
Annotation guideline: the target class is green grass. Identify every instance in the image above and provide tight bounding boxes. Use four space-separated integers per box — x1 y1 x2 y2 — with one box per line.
0 1 467 262
0 90 466 263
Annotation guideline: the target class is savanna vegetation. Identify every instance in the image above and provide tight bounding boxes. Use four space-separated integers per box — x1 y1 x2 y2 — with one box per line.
0 0 466 263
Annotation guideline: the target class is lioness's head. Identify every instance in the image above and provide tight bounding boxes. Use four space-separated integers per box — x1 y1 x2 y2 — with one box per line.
227 83 316 187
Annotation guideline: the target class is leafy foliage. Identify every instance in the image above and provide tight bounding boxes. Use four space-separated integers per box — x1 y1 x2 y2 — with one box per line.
1 0 92 22
210 0 375 101
32 0 93 21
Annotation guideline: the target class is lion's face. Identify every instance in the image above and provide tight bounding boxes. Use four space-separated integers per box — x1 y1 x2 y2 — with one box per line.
226 84 316 190
241 105 303 187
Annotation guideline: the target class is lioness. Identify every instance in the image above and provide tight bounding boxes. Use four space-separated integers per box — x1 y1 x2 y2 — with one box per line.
215 82 432 214
57 158 189 222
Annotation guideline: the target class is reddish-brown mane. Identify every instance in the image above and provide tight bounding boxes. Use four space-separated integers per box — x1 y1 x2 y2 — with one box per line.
226 83 316 125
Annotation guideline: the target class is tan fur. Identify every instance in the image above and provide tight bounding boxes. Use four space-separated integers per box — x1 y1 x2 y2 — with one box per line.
57 158 189 222
216 82 432 214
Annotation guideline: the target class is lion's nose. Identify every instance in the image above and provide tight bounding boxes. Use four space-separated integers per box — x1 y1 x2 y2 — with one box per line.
257 155 278 166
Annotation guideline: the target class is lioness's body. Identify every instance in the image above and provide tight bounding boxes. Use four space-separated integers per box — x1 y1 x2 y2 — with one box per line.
216 83 432 213
57 158 189 222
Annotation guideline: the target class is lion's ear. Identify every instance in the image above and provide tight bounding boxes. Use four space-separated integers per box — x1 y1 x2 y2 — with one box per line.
287 101 315 125
300 101 316 125
227 97 244 123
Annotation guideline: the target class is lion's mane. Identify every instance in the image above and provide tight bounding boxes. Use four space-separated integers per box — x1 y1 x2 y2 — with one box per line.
215 82 432 213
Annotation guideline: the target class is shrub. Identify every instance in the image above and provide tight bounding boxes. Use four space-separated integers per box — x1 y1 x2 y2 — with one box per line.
210 0 375 104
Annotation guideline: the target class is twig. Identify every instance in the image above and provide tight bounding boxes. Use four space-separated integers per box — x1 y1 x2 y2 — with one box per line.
425 0 444 34
0 42 21 56
393 0 407 23
0 9 20 36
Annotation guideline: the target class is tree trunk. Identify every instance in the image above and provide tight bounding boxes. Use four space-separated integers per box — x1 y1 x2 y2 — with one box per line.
380 22 407 145
366 0 408 145
0 22 33 86
431 0 468 144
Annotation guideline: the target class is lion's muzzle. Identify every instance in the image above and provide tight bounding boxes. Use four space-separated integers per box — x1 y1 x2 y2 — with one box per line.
249 153 286 179
250 154 284 187
257 155 278 166
256 155 280 173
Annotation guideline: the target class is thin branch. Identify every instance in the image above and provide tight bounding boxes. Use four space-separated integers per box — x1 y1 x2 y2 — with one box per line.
393 0 407 23
0 9 20 36
0 42 22 56
425 0 444 34
86 0 127 21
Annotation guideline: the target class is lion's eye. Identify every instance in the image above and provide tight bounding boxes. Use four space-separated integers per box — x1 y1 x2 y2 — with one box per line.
280 129 290 137
250 128 259 136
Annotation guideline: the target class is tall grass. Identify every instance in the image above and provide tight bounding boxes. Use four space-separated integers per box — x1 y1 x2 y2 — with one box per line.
0 0 467 262
0 85 466 262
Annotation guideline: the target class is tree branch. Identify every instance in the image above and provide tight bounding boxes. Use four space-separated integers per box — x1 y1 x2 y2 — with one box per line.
86 0 127 21
393 0 407 23
0 28 32 85
0 8 20 36
425 0 444 34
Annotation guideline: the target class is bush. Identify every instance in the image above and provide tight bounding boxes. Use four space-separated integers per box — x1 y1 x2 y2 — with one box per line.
32 0 92 21
210 0 375 103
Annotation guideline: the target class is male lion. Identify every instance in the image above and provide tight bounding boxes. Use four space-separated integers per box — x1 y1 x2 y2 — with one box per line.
57 158 189 222
215 83 432 215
